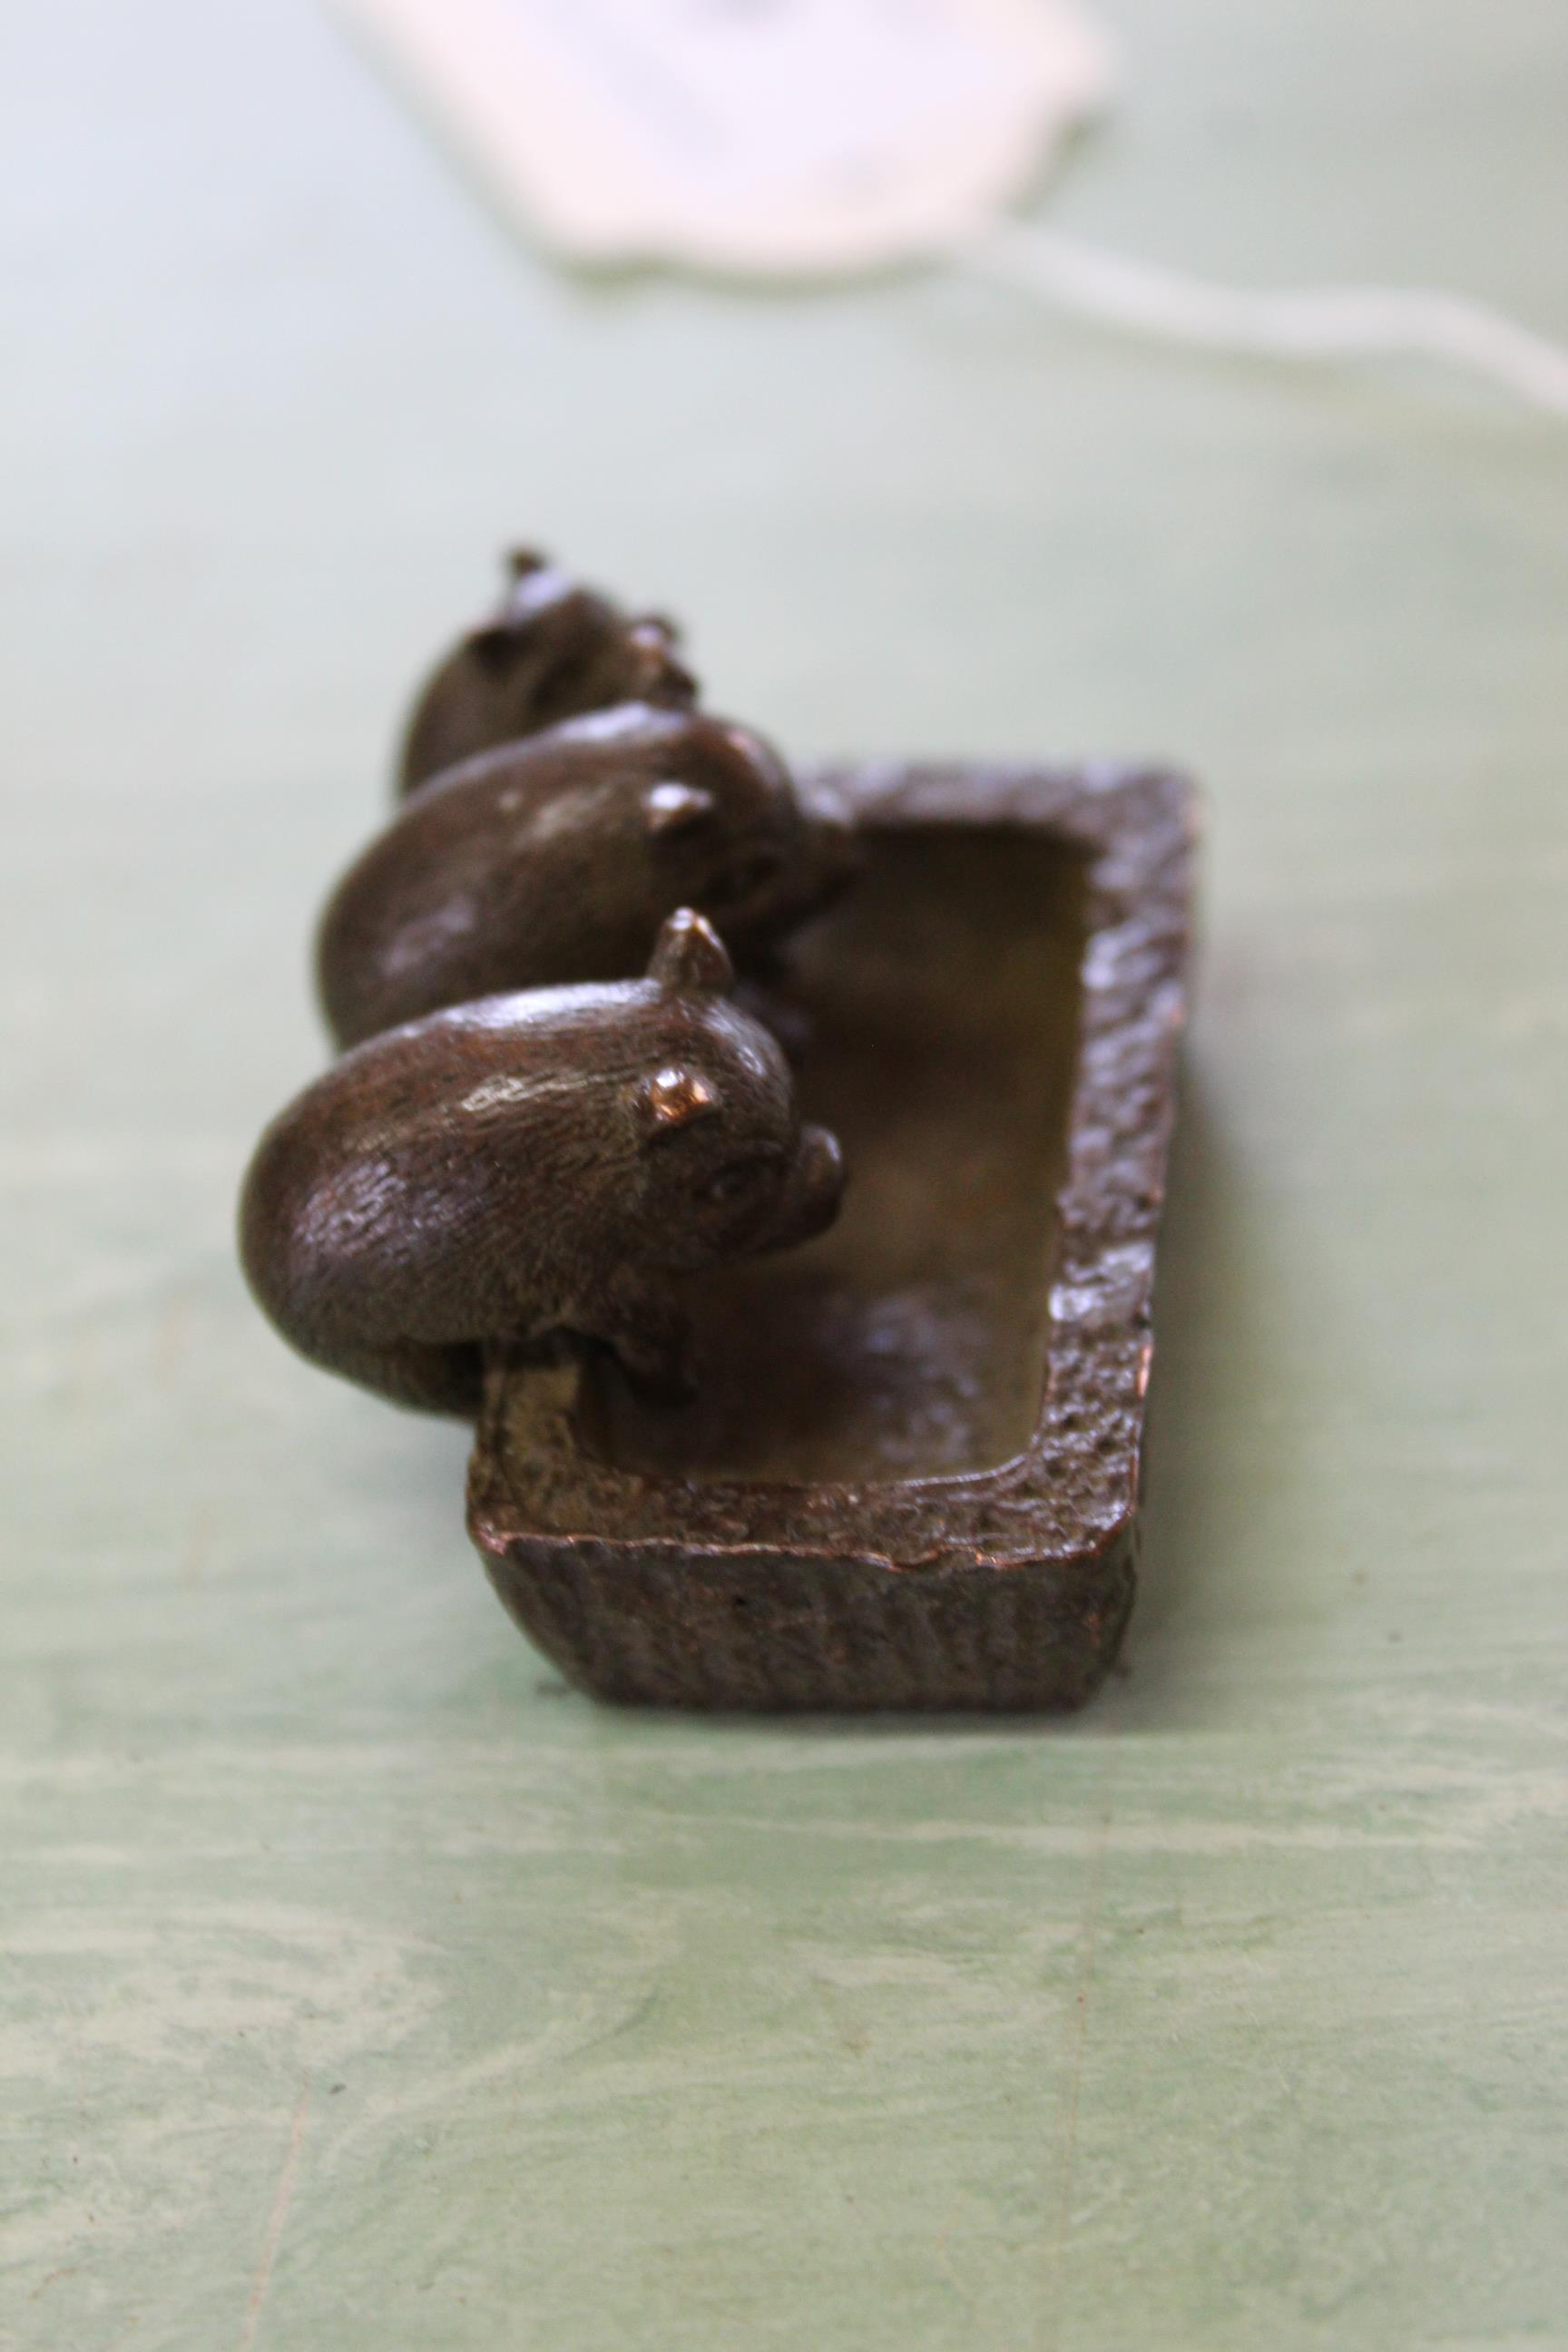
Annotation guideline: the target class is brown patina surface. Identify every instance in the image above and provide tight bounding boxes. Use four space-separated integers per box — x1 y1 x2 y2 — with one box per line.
470 760 1195 1710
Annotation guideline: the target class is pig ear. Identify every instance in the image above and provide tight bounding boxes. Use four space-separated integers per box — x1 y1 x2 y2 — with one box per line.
647 908 734 994
466 550 547 650
643 780 715 838
466 620 515 665
627 1064 722 1143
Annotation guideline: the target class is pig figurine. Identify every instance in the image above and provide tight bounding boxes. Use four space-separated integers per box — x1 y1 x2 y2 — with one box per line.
240 910 845 1416
318 701 858 1051
397 547 697 798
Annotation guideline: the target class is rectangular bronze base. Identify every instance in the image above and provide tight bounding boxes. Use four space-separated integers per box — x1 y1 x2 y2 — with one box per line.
468 760 1195 1710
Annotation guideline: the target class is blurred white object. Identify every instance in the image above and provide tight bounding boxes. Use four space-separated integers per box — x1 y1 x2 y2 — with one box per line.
330 0 1568 420
328 0 1115 273
974 228 1568 420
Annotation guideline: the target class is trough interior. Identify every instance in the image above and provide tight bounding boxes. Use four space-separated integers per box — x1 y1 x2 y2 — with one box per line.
583 824 1088 1486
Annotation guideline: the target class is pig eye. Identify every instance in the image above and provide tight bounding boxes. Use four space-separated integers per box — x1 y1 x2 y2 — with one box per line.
705 1158 765 1204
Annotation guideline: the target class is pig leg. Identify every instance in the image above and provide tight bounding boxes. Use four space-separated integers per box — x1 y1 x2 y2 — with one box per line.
573 1281 696 1406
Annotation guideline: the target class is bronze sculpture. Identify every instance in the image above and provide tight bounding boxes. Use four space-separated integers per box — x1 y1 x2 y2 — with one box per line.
241 910 844 1414
397 547 697 797
319 702 857 1050
239 549 1195 1710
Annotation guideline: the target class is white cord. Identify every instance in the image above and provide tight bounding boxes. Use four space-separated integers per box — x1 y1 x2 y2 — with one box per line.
968 225 1568 421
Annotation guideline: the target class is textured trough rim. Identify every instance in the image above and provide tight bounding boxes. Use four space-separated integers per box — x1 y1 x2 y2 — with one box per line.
466 758 1196 1708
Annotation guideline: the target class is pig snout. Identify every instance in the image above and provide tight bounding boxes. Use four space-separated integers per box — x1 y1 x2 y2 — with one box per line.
764 1122 845 1251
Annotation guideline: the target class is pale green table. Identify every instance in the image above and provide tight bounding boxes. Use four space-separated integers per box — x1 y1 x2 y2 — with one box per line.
4 5 1566 2347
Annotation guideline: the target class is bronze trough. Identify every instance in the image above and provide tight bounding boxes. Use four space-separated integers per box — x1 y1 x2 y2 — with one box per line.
468 759 1196 1711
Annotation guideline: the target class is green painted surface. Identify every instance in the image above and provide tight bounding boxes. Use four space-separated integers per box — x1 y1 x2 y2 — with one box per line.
4 3 1566 2345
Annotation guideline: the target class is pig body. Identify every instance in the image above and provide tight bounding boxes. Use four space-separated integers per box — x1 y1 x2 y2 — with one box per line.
398 548 696 798
240 913 844 1416
318 703 856 1051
